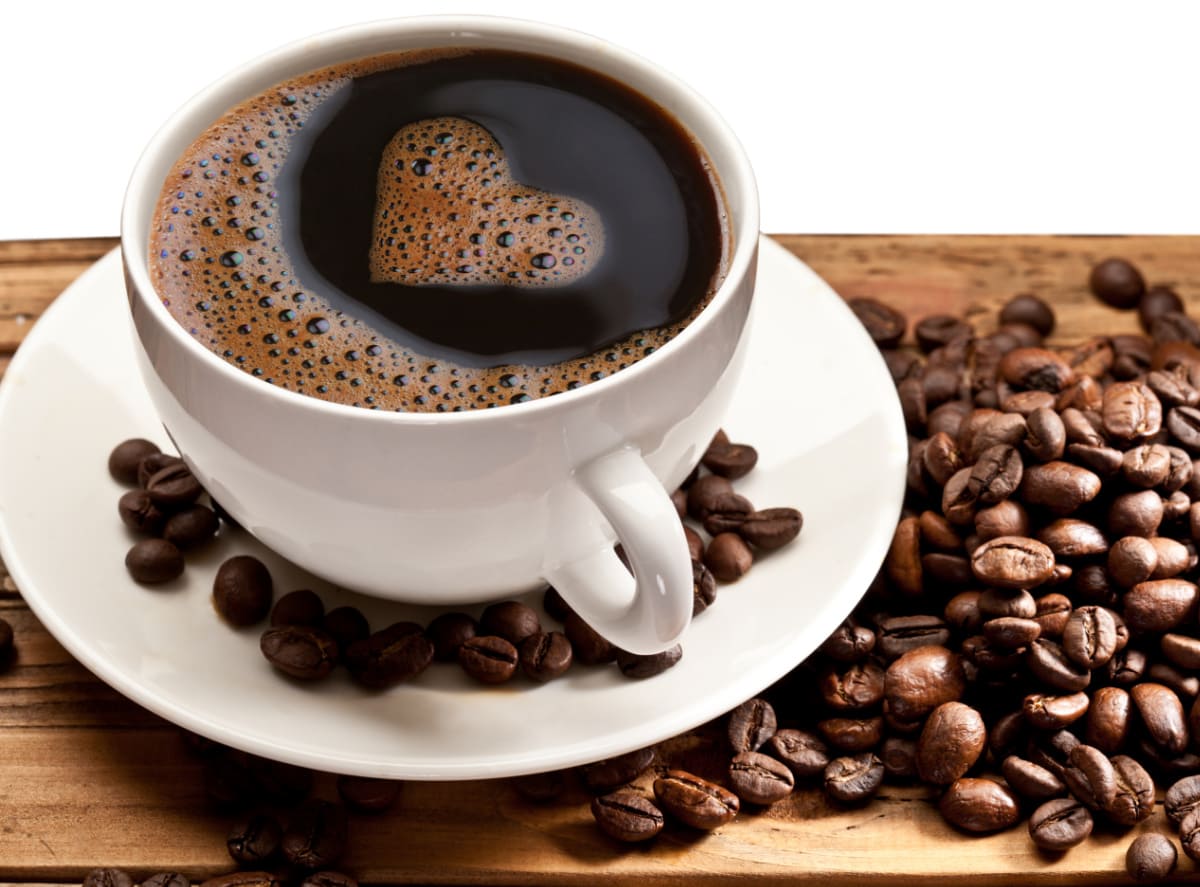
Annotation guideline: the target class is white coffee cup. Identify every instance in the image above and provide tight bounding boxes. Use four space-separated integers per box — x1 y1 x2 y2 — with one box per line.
121 16 759 655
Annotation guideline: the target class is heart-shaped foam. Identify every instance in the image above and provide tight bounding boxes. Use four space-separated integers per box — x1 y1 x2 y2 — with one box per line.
369 117 605 287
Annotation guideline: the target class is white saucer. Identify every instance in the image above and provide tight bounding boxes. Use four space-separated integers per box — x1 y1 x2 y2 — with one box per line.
0 236 906 780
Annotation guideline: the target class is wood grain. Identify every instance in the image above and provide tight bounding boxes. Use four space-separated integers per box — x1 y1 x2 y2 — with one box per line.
2 235 1200 885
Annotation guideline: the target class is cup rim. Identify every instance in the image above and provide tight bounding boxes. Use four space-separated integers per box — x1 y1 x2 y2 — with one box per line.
121 14 760 425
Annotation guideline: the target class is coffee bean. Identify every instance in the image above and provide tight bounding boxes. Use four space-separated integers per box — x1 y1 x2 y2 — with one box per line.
653 769 739 830
738 507 802 550
1148 367 1200 410
1001 755 1066 802
691 559 717 616
1027 729 1080 782
125 538 184 584
975 499 1031 540
563 611 616 665
1027 797 1092 851
1021 407 1065 462
899 377 927 431
884 348 922 382
1103 381 1163 442
728 751 795 805
1124 579 1198 633
519 631 573 682
1152 311 1200 347
728 697 777 753
1168 405 1200 453
970 535 1055 589
938 777 1020 833
819 662 885 712
1020 461 1102 515
108 439 162 485
1109 489 1165 538
1109 536 1159 587
213 555 273 626
1122 444 1172 489
963 412 1029 463
876 736 917 781
227 812 282 865
982 616 1041 648
299 874 358 887
1139 284 1185 330
137 452 183 489
424 611 477 662
705 532 753 581
335 774 401 813
701 435 759 479
1108 648 1148 685
849 297 906 348
875 614 951 660
1023 691 1090 730
281 799 347 869
944 592 983 635
1033 592 1073 638
270 589 325 628
321 606 370 655
768 729 829 778
1166 774 1200 825
1131 682 1188 755
1085 686 1132 755
145 461 204 510
817 715 883 752
142 874 190 887
1150 536 1192 579
1161 633 1200 671
1090 257 1145 309
117 489 166 535
581 746 657 792
915 314 972 352
1063 744 1116 813
701 490 755 536
345 622 434 688
616 644 681 679
1026 638 1091 693
1036 519 1108 559
1126 832 1177 883
884 645 966 722
1000 294 1055 336
1067 336 1115 380
591 789 665 842
260 626 338 680
199 873 281 887
163 504 219 549
1183 809 1200 862
968 444 1024 506
999 348 1074 394
914 702 985 785
823 753 884 804
458 635 519 684
1061 605 1119 670
885 516 923 596
479 600 541 645
686 474 734 521
820 618 876 663
83 869 135 887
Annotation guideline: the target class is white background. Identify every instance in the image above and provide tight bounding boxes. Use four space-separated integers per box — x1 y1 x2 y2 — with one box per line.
1 0 1197 240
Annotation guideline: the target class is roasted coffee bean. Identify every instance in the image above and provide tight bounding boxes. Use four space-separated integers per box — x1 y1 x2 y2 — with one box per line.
144 461 204 510
964 412 1029 464
1183 809 1200 862
1002 755 1065 802
458 635 519 684
1131 682 1188 755
213 555 273 626
998 322 1044 348
819 662 885 712
136 452 183 489
728 697 777 753
1066 444 1123 478
1126 833 1177 883
885 517 923 596
1166 774 1200 825
581 747 657 792
1000 294 1055 336
700 490 754 535
142 874 191 887
260 626 338 680
1085 686 1132 754
270 589 324 628
1063 744 1116 812
1036 519 1107 559
653 770 739 830
1026 639 1091 693
941 468 976 526
1090 257 1145 309
1033 593 1073 638
321 606 370 655
914 314 972 352
1162 633 1200 670
1109 536 1159 588
705 532 754 582
1148 662 1200 701
823 753 884 804
426 612 478 662
1107 754 1155 826
1026 729 1080 782
971 535 1055 589
479 600 541 645
918 510 961 551
1020 461 1102 515
227 812 282 865
1150 537 1192 579
686 474 735 521
1124 579 1198 633
944 591 984 635
299 873 358 887
511 770 566 802
967 444 1023 506
1022 407 1065 462
978 588 1038 621
1122 444 1172 488
83 870 135 887
336 774 402 813
701 435 759 480
883 348 922 383
729 751 795 805
875 614 951 659
1061 606 1118 670
1168 405 1200 453
849 297 906 348
118 489 166 535
975 499 1030 541
983 616 1041 648
928 400 973 439
591 789 665 842
125 538 184 584
768 729 829 778
1102 381 1163 442
819 618 876 663
884 645 966 721
616 644 682 679
1153 311 1200 347
1110 489 1166 538
738 507 803 550
163 503 219 549
939 778 1020 833
1108 648 1148 685
1000 348 1073 393
817 715 883 752
878 736 918 781
281 800 347 869
346 622 433 688
1067 337 1115 380
914 702 985 785
563 611 616 665
684 526 705 562
519 631 573 682
1139 284 1185 329
108 438 162 485
1147 367 1200 410
899 377 928 431
199 873 281 887
1023 691 1090 730
961 634 1024 672
1163 488 1194 521
1028 797 1093 851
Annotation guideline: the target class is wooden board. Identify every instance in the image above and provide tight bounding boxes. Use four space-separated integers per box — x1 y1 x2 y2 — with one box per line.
3 235 1200 885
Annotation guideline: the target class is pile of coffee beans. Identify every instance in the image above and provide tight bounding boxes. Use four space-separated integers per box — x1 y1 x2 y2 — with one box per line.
108 431 802 691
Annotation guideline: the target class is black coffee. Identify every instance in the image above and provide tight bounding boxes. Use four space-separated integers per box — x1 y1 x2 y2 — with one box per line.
148 49 729 411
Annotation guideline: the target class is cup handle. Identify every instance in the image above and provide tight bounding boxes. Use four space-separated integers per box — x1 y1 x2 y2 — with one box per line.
543 446 693 656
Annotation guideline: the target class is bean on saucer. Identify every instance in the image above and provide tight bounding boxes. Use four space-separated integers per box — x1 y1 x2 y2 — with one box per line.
213 555 273 626
125 538 184 584
163 503 219 549
107 438 161 485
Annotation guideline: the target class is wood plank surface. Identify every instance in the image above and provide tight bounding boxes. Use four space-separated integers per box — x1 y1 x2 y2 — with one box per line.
2 235 1200 885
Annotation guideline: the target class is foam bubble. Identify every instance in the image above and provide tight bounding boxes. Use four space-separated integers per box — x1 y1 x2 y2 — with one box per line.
368 117 603 287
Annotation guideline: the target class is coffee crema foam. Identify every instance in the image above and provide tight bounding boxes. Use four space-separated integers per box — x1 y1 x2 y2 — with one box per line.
148 50 727 412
